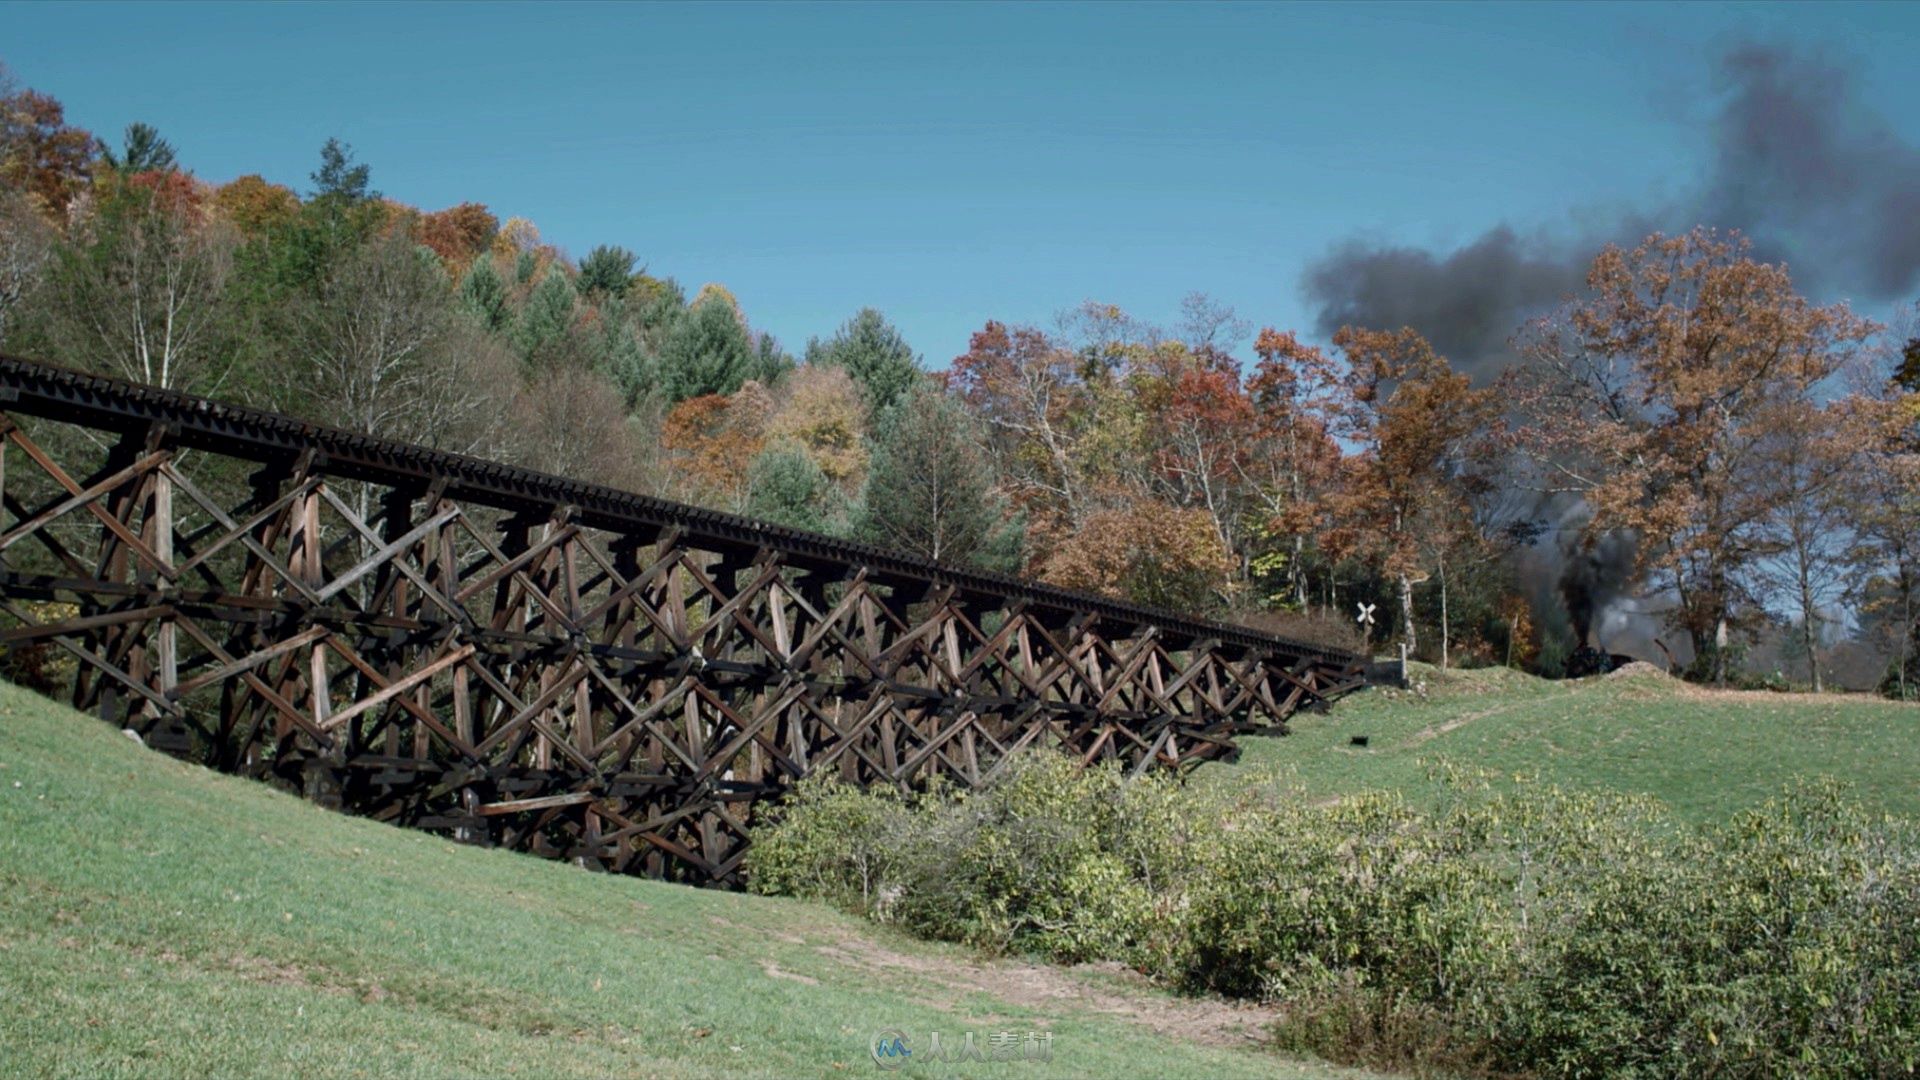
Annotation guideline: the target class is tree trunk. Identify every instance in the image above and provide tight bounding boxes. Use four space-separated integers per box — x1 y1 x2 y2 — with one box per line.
1714 616 1730 688
1796 550 1822 693
1292 534 1308 610
1437 554 1450 671
1801 605 1822 693
1803 619 1821 692
1901 582 1914 700
1398 572 1417 658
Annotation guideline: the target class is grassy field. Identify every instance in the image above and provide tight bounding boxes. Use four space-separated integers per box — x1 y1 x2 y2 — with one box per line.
1212 662 1920 821
5 665 1913 1079
0 678 1380 1080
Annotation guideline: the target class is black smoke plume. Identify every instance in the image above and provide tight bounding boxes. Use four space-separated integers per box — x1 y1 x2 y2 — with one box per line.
1298 42 1920 666
1302 43 1920 376
1703 44 1920 300
1302 226 1589 382
1559 527 1637 648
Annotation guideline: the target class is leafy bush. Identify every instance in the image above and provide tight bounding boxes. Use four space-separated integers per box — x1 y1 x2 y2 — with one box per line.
753 755 1199 966
749 755 1920 1078
745 774 912 912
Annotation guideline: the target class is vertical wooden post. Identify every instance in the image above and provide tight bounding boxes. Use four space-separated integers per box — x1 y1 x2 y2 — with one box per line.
151 461 177 723
299 478 341 806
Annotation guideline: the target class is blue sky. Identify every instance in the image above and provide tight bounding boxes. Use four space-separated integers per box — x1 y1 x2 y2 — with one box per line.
4 1 1917 364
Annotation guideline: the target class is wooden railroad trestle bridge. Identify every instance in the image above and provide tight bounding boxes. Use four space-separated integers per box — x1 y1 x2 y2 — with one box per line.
0 354 1365 885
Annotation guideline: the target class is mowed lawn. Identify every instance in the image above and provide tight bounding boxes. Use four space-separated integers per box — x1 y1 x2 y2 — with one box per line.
0 679 1381 1080
1213 663 1920 822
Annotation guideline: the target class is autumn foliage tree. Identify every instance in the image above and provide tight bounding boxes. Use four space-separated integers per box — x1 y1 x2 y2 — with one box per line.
1133 343 1260 573
764 363 871 494
211 174 300 237
0 69 96 217
1509 229 1877 683
659 384 773 509
1040 502 1237 610
1848 334 1920 696
1246 329 1346 610
950 320 1093 525
417 202 499 268
1318 327 1501 658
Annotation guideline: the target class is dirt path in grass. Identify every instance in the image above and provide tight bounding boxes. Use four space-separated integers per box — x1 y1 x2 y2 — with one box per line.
808 929 1282 1048
1403 684 1582 749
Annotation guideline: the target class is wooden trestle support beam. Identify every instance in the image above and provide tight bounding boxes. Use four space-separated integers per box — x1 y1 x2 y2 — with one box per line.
0 354 1365 885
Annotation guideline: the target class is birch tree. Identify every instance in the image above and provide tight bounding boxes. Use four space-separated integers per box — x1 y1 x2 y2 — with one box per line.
36 173 237 392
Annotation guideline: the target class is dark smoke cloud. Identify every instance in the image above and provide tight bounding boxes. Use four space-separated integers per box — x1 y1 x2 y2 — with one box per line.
1296 41 1920 668
1301 43 1920 377
1558 524 1637 648
1302 227 1589 381
1704 45 1920 300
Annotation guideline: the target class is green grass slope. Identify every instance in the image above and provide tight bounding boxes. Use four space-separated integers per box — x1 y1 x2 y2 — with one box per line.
0 679 1379 1080
1218 663 1920 821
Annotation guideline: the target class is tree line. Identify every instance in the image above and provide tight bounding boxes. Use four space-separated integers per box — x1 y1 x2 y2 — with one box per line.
2 67 1916 694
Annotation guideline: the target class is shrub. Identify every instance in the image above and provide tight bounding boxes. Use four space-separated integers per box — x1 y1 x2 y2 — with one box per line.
745 774 911 913
748 754 1920 1078
752 754 1199 965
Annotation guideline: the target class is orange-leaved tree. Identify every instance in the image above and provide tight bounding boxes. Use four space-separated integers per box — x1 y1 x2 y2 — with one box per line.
949 319 1093 525
659 383 774 510
1131 341 1260 576
0 72 96 218
1038 499 1237 611
1507 229 1877 684
1320 327 1501 658
1246 329 1347 612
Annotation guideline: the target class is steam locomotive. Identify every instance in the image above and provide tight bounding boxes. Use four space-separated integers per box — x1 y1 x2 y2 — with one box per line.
1564 644 1635 679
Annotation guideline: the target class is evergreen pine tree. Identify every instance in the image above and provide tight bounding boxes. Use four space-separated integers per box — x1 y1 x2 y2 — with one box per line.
102 122 176 175
752 331 796 386
577 244 638 299
659 293 755 402
241 139 382 299
746 445 845 534
309 137 374 203
457 257 512 334
517 268 576 363
858 385 1022 571
806 308 921 413
599 300 656 408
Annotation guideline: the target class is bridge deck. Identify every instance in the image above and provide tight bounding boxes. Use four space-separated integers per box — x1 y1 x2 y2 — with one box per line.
0 354 1363 884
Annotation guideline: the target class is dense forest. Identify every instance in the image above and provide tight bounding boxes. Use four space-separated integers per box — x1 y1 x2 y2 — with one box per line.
2 65 1916 694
